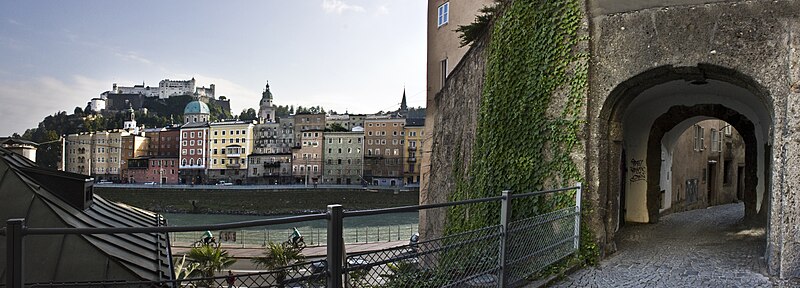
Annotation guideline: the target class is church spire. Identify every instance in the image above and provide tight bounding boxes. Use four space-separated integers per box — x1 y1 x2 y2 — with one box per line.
400 88 408 111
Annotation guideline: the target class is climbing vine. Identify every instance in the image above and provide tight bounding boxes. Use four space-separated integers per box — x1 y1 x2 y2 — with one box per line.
446 0 597 266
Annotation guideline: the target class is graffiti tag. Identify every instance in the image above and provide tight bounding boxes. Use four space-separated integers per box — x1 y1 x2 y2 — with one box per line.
629 158 646 183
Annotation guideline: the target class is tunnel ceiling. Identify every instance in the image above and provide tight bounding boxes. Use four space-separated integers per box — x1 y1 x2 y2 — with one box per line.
623 79 771 142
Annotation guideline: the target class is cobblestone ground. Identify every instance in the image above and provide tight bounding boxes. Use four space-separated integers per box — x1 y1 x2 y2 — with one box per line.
550 203 784 288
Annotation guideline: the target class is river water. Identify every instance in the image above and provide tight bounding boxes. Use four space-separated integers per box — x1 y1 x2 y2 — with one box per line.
164 212 419 246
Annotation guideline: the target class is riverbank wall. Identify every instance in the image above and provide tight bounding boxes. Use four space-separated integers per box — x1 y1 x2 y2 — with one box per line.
95 186 419 215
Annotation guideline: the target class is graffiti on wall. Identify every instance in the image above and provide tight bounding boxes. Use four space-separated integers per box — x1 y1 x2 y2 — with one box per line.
630 158 646 182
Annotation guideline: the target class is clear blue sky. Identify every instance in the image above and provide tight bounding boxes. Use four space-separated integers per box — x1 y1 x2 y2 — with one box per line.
0 0 427 136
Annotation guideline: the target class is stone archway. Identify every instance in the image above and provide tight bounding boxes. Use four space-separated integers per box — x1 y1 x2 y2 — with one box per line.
594 64 774 255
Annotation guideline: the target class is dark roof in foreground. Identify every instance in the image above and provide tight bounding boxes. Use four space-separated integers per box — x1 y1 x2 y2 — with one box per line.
0 147 173 281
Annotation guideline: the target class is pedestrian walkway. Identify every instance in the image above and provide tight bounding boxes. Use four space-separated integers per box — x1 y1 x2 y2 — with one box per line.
551 203 774 288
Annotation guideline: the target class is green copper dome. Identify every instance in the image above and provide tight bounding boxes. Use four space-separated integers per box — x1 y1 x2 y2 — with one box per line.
184 100 210 115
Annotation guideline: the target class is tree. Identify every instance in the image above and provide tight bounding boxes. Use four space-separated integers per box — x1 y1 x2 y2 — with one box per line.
325 123 349 132
252 242 305 287
238 108 257 121
187 246 237 281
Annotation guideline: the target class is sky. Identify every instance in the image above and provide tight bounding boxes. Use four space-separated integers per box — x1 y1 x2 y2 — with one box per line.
0 0 427 136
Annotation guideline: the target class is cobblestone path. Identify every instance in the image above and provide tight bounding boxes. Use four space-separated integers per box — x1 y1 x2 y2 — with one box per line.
551 203 777 288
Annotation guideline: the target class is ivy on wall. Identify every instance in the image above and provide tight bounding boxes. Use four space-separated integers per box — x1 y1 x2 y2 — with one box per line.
446 0 596 265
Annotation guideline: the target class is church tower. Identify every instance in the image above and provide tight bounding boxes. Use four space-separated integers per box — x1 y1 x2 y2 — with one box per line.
398 88 409 117
259 81 276 123
123 106 139 133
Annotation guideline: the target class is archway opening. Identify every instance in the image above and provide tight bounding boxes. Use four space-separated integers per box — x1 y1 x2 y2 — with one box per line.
597 64 773 257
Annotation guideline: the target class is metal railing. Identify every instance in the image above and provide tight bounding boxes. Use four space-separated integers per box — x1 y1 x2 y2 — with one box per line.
168 224 420 248
2 183 581 288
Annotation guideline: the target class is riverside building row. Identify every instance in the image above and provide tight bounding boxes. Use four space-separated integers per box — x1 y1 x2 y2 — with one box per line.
63 83 423 186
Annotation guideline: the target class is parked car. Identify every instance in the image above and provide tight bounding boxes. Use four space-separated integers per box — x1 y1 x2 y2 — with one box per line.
216 181 233 186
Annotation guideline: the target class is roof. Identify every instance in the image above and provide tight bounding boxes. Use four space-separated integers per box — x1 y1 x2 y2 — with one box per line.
0 147 173 281
183 100 210 114
181 122 209 129
0 137 39 147
209 120 256 126
406 118 426 127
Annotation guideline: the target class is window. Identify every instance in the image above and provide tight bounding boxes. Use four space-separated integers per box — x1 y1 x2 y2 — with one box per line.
693 125 705 151
441 58 448 86
710 129 722 152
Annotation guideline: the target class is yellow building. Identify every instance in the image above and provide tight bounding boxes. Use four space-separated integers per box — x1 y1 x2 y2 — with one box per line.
207 120 255 184
404 119 425 185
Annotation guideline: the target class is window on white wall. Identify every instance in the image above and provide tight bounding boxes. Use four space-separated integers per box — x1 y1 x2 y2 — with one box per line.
437 2 449 27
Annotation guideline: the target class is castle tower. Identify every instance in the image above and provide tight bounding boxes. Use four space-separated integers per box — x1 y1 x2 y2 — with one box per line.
259 81 276 123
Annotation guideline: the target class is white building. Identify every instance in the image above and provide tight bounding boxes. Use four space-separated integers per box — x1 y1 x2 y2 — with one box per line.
90 98 106 112
109 83 160 97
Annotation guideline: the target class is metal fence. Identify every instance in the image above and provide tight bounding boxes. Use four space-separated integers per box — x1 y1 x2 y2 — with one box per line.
2 183 581 288
169 224 419 248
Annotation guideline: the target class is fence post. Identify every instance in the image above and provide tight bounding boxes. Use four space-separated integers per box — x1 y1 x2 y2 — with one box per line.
7 218 25 288
574 182 582 250
499 190 512 287
327 205 344 288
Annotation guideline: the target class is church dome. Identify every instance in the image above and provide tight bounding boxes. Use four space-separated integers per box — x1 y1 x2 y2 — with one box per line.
184 100 210 115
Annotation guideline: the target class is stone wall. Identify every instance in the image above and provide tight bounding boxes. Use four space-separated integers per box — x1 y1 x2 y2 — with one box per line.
420 35 488 241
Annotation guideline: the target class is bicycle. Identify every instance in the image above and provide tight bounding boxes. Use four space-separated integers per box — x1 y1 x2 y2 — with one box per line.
191 237 221 248
283 236 306 250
